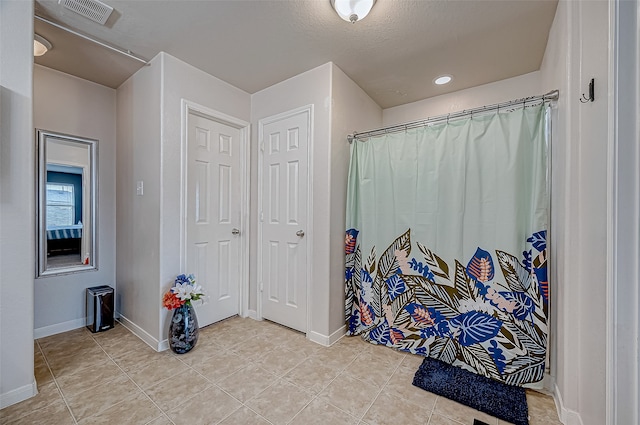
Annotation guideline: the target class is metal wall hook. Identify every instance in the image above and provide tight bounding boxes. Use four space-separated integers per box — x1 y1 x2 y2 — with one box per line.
580 78 595 103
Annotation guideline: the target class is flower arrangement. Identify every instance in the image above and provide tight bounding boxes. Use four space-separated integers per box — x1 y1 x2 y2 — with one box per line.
162 274 206 310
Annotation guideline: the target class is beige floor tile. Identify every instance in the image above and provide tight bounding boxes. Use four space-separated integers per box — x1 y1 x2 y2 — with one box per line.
34 351 54 386
3 399 74 425
56 359 126 397
253 345 307 376
382 364 437 409
0 382 63 423
281 334 324 357
343 351 401 387
363 390 434 425
217 364 277 402
47 348 112 378
283 356 343 394
145 414 174 425
218 406 271 425
113 345 174 371
209 327 256 350
66 373 141 421
229 336 280 361
128 356 190 389
433 396 498 425
77 393 163 424
317 373 374 418
145 369 212 410
526 390 563 425
245 379 314 424
38 327 91 348
289 397 359 425
429 413 465 425
166 386 242 425
172 338 222 366
191 349 250 382
311 345 360 370
97 332 154 359
399 352 426 371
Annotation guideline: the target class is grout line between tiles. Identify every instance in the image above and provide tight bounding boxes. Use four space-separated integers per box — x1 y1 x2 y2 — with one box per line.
35 339 80 425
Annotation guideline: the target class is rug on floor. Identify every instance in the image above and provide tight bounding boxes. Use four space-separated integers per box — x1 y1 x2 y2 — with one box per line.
412 357 529 425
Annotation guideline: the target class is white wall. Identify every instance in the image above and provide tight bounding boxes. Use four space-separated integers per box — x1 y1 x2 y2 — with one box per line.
33 65 117 338
158 52 250 340
116 54 163 346
116 52 250 349
329 64 382 334
251 63 333 338
540 1 610 424
0 0 36 409
383 71 541 126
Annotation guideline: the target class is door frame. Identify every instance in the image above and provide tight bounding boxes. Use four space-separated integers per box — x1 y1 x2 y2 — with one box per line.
257 104 314 334
180 99 251 318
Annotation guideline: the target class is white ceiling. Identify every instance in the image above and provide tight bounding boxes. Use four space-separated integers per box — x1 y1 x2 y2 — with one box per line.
34 0 558 109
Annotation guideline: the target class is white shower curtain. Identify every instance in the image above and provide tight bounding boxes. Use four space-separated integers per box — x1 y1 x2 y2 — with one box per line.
345 104 549 388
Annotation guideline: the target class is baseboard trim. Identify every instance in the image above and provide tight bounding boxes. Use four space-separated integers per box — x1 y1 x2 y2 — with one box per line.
34 318 86 339
117 313 165 352
0 379 37 409
308 325 346 347
245 309 258 320
554 383 584 425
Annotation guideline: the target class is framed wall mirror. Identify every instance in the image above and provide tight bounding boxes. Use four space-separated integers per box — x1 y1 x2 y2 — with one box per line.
37 130 97 277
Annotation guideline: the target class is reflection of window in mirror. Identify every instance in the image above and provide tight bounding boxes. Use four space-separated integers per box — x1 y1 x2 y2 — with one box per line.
45 165 83 268
37 129 97 277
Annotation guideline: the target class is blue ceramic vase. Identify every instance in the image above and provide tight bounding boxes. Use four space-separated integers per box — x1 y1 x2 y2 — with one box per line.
168 303 199 354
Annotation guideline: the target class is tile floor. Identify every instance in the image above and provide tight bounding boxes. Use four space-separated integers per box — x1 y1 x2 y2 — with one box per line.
0 317 563 425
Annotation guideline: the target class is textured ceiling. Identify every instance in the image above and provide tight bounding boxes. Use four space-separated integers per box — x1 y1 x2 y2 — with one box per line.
34 0 558 109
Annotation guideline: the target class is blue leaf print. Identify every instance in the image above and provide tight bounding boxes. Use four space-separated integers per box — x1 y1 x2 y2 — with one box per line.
407 258 435 280
345 266 355 281
488 340 506 374
527 231 547 252
348 309 360 334
466 247 495 283
522 250 532 272
369 320 390 345
499 292 535 321
361 269 373 284
386 274 407 301
449 311 503 346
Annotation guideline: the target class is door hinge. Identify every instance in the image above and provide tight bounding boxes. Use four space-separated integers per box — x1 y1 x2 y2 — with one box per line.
259 211 264 222
259 281 264 292
260 140 265 152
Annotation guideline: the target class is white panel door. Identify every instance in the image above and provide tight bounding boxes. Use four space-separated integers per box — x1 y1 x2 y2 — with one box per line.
260 109 309 332
187 112 241 327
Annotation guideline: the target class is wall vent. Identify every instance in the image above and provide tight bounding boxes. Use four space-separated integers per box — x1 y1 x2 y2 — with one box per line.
59 0 114 25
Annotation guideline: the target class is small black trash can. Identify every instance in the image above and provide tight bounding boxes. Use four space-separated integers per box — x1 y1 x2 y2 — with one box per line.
86 285 114 333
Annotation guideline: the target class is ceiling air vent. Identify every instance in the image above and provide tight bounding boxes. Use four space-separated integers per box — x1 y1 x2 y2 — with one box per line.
59 0 114 25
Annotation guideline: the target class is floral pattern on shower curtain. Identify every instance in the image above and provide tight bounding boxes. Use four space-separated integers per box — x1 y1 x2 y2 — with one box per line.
345 104 549 388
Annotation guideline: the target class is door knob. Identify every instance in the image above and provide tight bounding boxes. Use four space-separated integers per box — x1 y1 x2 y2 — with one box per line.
296 230 305 237
232 228 240 235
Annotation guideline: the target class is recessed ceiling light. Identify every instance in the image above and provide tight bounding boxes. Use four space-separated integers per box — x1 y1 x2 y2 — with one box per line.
434 75 453 85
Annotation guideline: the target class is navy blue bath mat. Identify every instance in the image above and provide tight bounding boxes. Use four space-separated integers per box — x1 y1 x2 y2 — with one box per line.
412 357 529 425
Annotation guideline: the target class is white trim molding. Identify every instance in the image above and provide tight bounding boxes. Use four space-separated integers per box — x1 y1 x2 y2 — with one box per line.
0 379 38 410
34 318 86 339
308 325 346 347
554 384 585 425
117 314 166 352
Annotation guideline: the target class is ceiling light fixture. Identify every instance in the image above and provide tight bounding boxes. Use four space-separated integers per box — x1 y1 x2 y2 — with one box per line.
34 34 52 57
434 75 453 85
331 0 376 23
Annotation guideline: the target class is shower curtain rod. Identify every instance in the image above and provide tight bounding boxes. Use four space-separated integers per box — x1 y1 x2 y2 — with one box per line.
347 89 559 143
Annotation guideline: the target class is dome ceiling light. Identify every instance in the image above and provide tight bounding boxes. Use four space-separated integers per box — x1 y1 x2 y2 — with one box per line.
34 34 52 57
331 0 376 23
